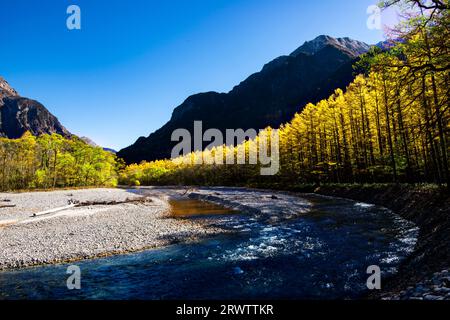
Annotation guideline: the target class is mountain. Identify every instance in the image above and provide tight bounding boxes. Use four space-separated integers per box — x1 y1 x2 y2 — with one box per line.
80 136 99 147
118 35 371 164
80 136 117 154
376 39 403 51
291 35 370 56
0 77 71 139
103 148 117 154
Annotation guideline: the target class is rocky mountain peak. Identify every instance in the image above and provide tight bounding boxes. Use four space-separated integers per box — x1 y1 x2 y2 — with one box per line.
0 75 71 139
118 35 370 163
291 35 371 57
0 76 19 98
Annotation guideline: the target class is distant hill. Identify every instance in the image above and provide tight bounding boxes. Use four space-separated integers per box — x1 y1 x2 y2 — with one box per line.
0 76 71 139
103 148 117 154
80 136 99 147
118 35 371 164
80 136 117 154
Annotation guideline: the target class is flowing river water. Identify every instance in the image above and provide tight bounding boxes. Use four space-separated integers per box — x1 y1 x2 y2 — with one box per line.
0 188 418 299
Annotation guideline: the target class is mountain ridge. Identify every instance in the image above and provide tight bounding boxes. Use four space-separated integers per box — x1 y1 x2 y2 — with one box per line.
0 77 19 98
118 35 371 164
291 35 371 57
0 77 71 139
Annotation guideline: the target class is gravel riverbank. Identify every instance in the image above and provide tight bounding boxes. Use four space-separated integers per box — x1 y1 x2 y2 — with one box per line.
0 188 219 270
1 186 445 301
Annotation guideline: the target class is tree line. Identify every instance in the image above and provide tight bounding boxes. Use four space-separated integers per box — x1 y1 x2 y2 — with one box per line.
119 0 449 188
0 132 118 191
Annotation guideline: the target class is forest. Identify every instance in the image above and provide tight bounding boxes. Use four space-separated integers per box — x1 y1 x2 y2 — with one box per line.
1 1 447 192
119 0 449 189
0 133 118 191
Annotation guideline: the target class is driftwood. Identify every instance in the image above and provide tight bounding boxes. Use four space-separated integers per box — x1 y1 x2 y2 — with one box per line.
74 197 152 207
0 199 14 208
0 204 16 209
30 197 152 218
31 204 76 217
181 188 196 196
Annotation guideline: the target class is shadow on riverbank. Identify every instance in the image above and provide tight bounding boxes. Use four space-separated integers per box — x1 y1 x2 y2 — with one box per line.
248 183 449 300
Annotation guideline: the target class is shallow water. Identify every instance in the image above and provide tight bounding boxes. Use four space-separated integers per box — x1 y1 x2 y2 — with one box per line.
0 190 418 300
168 199 237 217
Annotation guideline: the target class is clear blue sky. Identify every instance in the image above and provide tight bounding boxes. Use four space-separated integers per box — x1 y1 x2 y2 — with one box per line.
0 0 389 150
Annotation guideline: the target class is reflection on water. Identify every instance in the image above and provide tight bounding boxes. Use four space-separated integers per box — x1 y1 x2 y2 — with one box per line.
0 191 418 300
168 199 236 218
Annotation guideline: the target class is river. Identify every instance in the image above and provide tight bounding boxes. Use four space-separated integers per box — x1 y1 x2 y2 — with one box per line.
0 188 418 299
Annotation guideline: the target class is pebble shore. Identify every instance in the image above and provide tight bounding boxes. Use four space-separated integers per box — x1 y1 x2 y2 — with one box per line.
1 187 448 300
381 269 450 300
0 188 219 270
